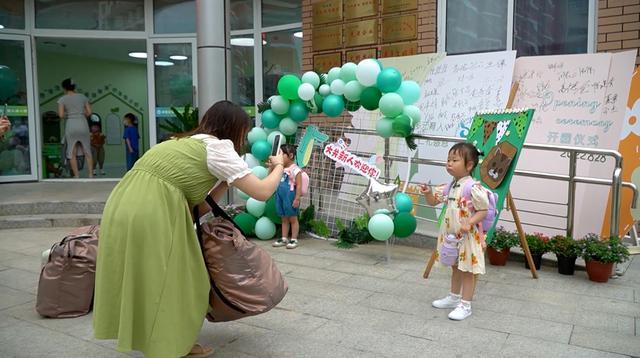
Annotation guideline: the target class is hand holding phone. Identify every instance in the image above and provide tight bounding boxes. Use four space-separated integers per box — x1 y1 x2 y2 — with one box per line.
271 134 282 156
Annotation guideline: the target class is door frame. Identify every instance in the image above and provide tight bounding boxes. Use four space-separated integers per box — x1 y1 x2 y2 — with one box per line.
0 34 39 182
147 37 198 146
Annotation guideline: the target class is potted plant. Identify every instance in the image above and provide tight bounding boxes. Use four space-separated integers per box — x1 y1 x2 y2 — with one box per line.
549 235 582 275
581 234 629 283
524 232 550 270
487 227 517 266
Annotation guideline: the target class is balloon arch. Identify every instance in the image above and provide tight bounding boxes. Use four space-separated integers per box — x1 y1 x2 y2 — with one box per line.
237 58 421 242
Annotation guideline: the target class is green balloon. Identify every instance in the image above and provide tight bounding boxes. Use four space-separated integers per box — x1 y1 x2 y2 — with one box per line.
247 127 267 145
289 101 309 122
271 96 290 115
392 115 412 137
261 109 281 129
251 140 271 161
279 117 298 136
255 217 276 240
233 213 257 236
327 67 341 84
393 212 417 238
277 74 302 100
376 67 402 93
308 93 324 114
368 213 394 241
376 117 394 138
251 165 268 179
403 105 421 127
236 188 250 200
322 94 345 117
246 198 266 217
395 192 413 212
340 62 357 82
343 80 364 102
264 195 282 224
360 87 382 110
379 93 404 118
396 80 421 105
345 100 361 112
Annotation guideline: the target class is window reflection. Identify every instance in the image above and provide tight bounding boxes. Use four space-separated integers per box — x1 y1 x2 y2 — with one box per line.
262 29 302 100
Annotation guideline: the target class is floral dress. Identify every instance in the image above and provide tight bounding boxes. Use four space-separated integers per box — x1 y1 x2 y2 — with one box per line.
432 175 490 274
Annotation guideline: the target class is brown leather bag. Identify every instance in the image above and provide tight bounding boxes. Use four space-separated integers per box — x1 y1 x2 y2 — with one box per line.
195 197 287 322
36 225 99 318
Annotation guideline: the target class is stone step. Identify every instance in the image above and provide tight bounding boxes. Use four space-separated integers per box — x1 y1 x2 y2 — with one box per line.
0 214 102 230
0 201 105 216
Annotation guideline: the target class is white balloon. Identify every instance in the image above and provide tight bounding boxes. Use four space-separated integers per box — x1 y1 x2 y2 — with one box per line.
327 67 341 84
243 153 260 168
301 71 320 89
356 59 381 87
297 83 316 101
330 79 346 96
319 84 331 96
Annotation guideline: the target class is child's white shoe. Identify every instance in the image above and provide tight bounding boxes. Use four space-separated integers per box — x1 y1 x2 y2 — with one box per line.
432 294 460 309
448 303 472 320
286 239 298 249
272 238 288 247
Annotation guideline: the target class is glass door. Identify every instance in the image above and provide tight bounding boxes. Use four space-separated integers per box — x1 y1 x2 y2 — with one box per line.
147 38 197 145
0 34 38 182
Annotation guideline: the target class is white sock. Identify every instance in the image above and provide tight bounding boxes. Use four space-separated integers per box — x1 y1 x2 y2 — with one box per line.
450 292 461 299
281 237 288 241
460 299 471 309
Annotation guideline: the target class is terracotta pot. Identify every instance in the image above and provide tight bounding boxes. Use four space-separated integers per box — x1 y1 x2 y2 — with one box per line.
487 247 510 266
585 260 613 283
524 253 543 270
556 254 577 275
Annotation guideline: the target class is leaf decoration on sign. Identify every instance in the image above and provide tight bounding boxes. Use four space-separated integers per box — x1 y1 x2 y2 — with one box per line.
468 116 484 138
483 121 497 145
513 112 528 138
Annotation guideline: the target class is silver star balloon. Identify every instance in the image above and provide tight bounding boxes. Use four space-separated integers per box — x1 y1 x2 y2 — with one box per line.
356 178 398 216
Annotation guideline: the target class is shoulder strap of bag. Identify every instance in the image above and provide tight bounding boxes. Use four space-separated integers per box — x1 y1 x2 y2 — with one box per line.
194 196 246 241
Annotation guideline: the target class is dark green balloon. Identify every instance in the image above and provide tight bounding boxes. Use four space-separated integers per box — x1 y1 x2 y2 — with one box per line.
264 195 282 224
345 100 361 112
393 212 417 238
360 87 382 110
233 212 258 236
392 114 412 137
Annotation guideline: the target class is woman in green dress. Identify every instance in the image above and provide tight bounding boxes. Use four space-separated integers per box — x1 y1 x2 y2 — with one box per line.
93 101 285 357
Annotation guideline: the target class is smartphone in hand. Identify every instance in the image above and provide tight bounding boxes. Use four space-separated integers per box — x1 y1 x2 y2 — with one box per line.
271 134 282 156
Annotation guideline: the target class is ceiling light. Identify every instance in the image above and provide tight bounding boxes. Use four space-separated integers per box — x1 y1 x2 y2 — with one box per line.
294 31 303 38
231 38 254 46
155 60 174 66
128 52 147 59
0 25 5 29
169 55 188 60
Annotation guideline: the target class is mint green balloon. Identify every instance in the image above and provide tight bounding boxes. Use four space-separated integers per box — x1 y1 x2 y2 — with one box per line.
251 140 271 161
255 217 276 240
376 67 402 93
396 80 421 105
322 94 345 117
344 80 364 102
395 192 413 212
379 93 404 118
246 198 266 217
236 188 250 200
376 117 394 138
368 213 394 241
289 101 309 122
402 105 421 127
279 117 298 136
251 165 268 179
271 96 290 115
261 109 281 129
301 71 320 89
247 127 267 145
277 74 301 100
340 62 357 82
327 67 341 84
392 114 412 137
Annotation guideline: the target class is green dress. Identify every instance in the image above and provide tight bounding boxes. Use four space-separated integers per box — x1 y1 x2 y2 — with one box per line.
94 137 234 357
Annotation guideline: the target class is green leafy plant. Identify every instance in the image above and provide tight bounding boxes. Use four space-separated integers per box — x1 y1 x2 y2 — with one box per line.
549 235 582 258
581 234 629 264
335 213 374 249
525 232 550 255
299 205 330 238
309 220 330 237
158 104 199 135
488 227 518 250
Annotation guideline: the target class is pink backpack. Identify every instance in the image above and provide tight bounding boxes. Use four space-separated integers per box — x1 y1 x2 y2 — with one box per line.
443 179 498 233
285 165 310 196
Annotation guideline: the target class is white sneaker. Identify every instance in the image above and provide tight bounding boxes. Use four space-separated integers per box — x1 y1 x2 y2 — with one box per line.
286 239 298 249
92 169 97 175
432 294 461 309
448 303 472 320
272 238 288 247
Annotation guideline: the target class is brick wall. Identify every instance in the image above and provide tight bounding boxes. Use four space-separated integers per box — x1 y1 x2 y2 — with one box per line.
598 0 640 64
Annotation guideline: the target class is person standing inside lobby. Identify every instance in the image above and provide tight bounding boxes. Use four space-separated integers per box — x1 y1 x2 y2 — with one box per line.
58 78 94 178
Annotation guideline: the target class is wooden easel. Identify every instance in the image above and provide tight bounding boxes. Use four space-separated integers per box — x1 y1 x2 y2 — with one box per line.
423 82 539 279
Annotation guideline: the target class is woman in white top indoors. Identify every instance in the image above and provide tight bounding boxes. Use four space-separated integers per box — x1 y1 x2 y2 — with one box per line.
93 100 285 358
57 78 94 178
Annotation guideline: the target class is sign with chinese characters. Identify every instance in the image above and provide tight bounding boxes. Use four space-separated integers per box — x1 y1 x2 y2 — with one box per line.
324 138 381 179
344 19 378 47
312 24 343 51
381 14 417 43
345 0 377 19
380 42 417 58
382 0 417 14
313 52 342 72
313 0 343 25
346 48 377 63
